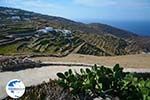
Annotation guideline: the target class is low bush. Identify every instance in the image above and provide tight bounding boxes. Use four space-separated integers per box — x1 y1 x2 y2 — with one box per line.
57 64 150 100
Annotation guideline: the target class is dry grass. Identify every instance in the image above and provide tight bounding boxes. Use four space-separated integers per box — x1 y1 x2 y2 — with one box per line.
32 54 150 68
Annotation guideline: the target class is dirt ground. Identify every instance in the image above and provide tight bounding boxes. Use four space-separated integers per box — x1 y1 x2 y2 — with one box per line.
32 54 150 68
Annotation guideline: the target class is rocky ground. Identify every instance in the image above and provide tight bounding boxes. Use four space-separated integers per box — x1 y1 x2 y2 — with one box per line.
0 56 41 72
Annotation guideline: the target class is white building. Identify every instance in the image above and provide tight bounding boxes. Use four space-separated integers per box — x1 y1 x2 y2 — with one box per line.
23 18 31 21
62 30 71 34
45 27 53 32
11 16 21 20
54 29 62 33
37 27 54 33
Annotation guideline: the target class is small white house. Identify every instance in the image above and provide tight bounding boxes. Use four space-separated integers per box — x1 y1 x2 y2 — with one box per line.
6 35 14 38
62 30 71 34
54 29 62 33
23 18 31 21
37 29 48 33
37 27 54 33
45 27 53 32
11 16 21 20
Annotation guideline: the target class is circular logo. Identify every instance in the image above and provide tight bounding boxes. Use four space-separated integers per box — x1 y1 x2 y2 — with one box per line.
6 79 25 99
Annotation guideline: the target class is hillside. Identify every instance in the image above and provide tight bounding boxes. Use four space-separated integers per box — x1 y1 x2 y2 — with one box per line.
0 6 150 56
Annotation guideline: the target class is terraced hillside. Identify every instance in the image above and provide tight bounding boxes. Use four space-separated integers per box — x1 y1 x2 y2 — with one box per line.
0 29 84 56
0 31 139 56
75 33 128 56
17 33 83 55
0 6 150 56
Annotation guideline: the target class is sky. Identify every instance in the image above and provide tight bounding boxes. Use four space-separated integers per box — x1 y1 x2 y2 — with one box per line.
0 0 150 22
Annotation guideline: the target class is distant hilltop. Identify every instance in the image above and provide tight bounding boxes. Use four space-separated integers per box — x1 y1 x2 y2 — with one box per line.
0 6 150 56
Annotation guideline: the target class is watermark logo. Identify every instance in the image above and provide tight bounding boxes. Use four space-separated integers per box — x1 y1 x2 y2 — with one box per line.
6 79 25 98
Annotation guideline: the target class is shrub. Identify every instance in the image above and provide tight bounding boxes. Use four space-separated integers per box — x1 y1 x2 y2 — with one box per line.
57 64 150 100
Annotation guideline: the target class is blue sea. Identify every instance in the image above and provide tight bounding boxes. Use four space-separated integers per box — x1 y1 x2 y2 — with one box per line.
79 19 150 36
99 20 150 36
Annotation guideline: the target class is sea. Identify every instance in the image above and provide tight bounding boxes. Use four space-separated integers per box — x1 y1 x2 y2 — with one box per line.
80 19 150 36
100 20 150 36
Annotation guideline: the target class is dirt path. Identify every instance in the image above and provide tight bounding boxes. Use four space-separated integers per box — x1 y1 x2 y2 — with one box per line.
0 62 150 99
0 65 87 99
72 43 85 53
33 54 150 68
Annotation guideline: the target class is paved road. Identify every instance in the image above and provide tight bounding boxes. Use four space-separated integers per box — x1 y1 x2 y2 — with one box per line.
0 62 150 99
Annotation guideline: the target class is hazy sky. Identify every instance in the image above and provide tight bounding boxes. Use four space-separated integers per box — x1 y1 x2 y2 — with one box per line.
0 0 150 21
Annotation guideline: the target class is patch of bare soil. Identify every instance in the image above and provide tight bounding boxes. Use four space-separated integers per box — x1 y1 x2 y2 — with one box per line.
32 54 150 68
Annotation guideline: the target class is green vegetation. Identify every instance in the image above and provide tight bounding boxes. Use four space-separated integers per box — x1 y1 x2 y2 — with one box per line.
16 34 83 55
4 64 150 100
0 42 21 55
1 6 150 56
0 31 130 56
0 31 84 56
5 79 75 100
76 33 128 56
6 27 35 34
77 43 111 56
57 64 150 100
